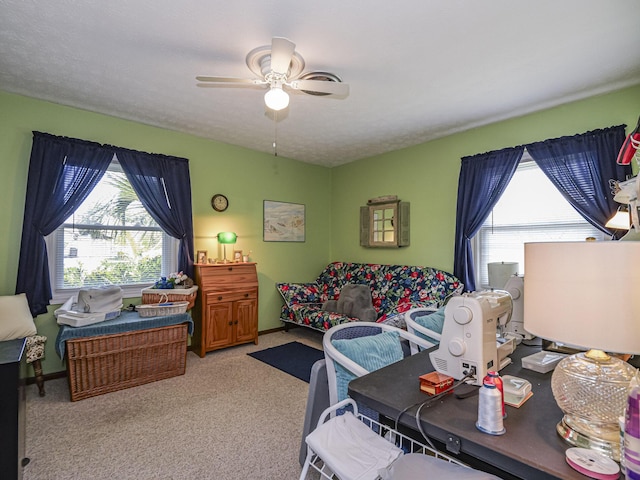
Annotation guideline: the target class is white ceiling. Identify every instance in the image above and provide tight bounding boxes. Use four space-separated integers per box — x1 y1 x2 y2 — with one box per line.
2 1 640 167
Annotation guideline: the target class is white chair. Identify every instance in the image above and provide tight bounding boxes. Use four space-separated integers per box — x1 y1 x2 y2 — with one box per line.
404 307 444 355
323 322 436 408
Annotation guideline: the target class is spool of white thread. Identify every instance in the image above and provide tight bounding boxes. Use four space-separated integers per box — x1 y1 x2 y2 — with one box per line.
476 382 506 435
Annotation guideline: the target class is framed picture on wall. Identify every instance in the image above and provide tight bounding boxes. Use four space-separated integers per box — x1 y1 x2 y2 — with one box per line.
263 200 305 242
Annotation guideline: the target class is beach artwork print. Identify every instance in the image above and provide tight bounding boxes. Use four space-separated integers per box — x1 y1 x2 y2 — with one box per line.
263 200 305 242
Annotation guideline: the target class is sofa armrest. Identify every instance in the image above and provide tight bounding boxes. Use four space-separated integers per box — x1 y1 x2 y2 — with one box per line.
276 282 324 308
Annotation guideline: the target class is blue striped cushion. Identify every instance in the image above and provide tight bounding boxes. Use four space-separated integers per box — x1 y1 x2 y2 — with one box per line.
331 330 404 402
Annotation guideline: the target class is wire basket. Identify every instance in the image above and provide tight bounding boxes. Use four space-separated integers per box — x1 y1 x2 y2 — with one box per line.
136 294 189 317
303 409 468 480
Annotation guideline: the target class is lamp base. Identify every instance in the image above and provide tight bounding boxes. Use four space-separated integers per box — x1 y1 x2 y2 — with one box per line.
551 350 637 463
556 415 620 462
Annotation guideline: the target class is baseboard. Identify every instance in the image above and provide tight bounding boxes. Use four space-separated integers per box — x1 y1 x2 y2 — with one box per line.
26 370 67 384
259 326 287 335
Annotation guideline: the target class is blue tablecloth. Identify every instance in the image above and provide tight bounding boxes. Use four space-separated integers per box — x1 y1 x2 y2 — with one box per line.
55 310 193 358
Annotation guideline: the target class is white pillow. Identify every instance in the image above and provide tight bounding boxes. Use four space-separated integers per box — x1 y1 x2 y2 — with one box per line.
0 294 37 341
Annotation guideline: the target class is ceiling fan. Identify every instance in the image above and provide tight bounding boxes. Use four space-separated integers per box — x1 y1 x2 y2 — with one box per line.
196 37 349 111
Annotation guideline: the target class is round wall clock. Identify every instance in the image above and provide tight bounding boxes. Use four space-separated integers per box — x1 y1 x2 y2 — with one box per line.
211 194 229 212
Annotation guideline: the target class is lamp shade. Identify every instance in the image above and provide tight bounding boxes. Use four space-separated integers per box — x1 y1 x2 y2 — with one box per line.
524 241 640 354
217 232 237 244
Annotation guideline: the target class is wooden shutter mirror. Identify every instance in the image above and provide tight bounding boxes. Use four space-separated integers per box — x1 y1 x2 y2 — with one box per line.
360 196 410 248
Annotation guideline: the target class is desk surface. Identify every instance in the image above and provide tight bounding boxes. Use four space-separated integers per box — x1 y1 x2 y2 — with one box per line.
0 339 25 365
348 344 587 480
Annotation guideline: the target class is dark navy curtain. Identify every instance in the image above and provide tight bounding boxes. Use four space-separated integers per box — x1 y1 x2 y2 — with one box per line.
16 132 113 316
453 147 524 291
527 125 630 234
114 147 195 279
16 132 195 316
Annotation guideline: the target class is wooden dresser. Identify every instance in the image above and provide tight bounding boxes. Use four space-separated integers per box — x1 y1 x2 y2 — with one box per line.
192 263 258 357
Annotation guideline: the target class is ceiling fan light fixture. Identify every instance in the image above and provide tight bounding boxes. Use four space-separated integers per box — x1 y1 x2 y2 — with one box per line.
264 85 289 111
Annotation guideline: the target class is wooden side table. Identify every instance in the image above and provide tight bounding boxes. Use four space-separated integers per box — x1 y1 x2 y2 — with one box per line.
192 263 259 357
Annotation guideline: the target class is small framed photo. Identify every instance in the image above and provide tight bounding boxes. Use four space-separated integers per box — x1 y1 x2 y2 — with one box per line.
233 250 243 263
196 250 207 264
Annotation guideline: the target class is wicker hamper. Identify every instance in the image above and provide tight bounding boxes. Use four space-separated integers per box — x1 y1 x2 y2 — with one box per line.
65 324 188 401
141 286 198 310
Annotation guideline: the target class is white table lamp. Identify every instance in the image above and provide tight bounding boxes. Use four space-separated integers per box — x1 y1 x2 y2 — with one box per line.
524 241 640 461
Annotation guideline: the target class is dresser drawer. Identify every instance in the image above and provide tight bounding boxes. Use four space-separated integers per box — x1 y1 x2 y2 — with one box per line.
206 290 257 304
196 263 258 289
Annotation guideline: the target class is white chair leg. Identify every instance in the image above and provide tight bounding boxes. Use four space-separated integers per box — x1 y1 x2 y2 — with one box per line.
299 447 314 480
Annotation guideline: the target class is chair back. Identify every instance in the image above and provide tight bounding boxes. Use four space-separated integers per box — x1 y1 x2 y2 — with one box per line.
323 321 435 406
404 307 444 355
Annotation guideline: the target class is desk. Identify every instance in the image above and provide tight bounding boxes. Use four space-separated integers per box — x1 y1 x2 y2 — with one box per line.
0 339 27 480
348 344 586 480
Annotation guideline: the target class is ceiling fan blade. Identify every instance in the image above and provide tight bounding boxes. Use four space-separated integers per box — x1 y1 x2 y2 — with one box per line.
288 79 349 96
195 76 263 85
270 37 296 74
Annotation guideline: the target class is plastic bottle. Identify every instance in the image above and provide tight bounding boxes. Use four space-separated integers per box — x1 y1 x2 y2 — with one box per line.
487 371 505 418
625 373 640 479
621 415 626 476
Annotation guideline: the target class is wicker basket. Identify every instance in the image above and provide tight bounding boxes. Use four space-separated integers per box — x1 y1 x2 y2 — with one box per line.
136 300 189 317
65 324 188 401
141 286 198 310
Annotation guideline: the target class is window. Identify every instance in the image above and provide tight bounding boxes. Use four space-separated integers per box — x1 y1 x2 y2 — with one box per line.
473 152 606 288
46 158 178 302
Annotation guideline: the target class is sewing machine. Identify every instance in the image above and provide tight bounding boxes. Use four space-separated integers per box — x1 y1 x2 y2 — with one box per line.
503 275 535 341
429 290 516 386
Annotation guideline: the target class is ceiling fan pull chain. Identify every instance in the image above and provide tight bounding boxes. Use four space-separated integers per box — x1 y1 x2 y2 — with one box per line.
273 111 278 157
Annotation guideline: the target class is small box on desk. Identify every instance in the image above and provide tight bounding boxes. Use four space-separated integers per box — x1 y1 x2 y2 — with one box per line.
521 351 568 373
419 371 454 395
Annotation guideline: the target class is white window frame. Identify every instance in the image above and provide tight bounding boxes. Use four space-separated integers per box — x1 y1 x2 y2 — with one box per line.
472 151 607 289
45 160 179 304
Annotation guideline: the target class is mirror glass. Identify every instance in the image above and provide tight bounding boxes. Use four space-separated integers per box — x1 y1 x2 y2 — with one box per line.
369 203 398 246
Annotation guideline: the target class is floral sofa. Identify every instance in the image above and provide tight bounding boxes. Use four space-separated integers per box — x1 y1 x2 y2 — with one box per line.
276 262 463 332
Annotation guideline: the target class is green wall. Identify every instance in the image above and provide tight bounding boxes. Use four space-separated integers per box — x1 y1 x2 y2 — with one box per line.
331 84 640 272
0 90 332 374
2 84 639 375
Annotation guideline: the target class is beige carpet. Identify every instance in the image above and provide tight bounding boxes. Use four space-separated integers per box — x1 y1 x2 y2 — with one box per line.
23 328 324 480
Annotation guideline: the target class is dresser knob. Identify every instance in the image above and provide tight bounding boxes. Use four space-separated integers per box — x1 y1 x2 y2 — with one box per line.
244 293 249 298
228 267 233 271
218 296 223 301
